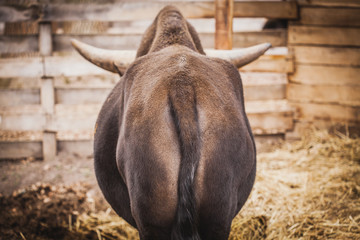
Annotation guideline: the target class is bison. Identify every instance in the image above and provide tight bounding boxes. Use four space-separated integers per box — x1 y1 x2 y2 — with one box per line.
72 5 270 240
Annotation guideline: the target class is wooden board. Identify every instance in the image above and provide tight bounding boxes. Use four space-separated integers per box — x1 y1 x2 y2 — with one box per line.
244 84 286 101
0 89 40 106
298 7 360 27
57 140 93 157
287 83 360 106
289 64 360 86
0 142 42 159
55 88 111 104
288 25 360 47
233 1 298 19
297 0 360 7
242 72 287 100
0 36 38 54
44 55 111 77
0 57 43 78
0 130 42 142
291 102 360 122
0 1 297 22
241 72 287 86
241 54 293 73
54 34 143 52
54 74 118 88
0 140 93 159
290 46 360 67
248 112 294 135
233 29 287 48
0 113 46 131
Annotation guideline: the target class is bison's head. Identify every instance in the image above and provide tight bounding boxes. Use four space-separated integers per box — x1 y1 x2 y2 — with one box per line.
71 5 271 76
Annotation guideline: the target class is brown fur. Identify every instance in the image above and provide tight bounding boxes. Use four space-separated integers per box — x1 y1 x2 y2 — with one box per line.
94 5 256 240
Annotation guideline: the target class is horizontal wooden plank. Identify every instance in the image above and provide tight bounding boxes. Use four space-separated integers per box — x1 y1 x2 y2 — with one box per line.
287 83 360 106
232 29 287 48
234 1 298 19
297 0 360 7
290 102 360 122
0 130 42 142
54 34 143 52
55 88 111 104
245 100 294 114
290 46 360 67
42 2 215 21
58 140 93 157
241 72 287 86
0 1 297 23
0 2 210 22
0 89 40 106
298 7 360 27
0 113 46 131
288 25 360 47
0 57 43 78
246 100 295 134
289 64 360 85
54 74 118 88
242 72 288 101
241 54 293 73
0 75 117 90
248 111 294 135
0 36 38 54
0 142 42 159
44 55 111 77
0 130 92 142
244 84 286 101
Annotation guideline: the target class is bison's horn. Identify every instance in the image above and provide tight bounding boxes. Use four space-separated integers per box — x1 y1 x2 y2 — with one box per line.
205 43 272 68
71 39 135 75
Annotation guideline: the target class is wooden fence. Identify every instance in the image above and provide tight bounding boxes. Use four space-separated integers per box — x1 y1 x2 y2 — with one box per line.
3 0 345 160
286 0 360 138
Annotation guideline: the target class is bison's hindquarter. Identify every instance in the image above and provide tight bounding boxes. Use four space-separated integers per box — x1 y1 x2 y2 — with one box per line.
194 87 256 239
115 47 256 239
116 67 182 237
93 80 137 227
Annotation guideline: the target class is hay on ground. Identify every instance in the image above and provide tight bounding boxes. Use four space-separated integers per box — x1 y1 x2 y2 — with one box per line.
1 129 359 239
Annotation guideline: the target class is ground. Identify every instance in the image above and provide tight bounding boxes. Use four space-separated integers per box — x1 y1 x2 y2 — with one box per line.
0 152 98 196
0 130 359 239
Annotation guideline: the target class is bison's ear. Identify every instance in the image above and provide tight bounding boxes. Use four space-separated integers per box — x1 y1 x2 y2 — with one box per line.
205 43 271 68
71 39 135 76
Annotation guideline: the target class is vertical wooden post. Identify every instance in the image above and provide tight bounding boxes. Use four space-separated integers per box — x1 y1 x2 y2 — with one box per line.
39 21 56 161
215 0 234 50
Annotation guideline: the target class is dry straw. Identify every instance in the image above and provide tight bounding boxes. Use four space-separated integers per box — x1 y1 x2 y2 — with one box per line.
70 129 360 239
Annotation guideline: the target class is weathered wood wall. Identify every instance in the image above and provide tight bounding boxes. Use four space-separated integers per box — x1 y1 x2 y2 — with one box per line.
0 0 297 160
286 0 360 138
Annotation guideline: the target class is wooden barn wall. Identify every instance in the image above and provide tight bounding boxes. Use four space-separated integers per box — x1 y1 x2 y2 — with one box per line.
286 0 360 138
0 0 298 159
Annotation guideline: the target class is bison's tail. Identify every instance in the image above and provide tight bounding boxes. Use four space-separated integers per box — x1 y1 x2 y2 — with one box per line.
169 80 201 240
